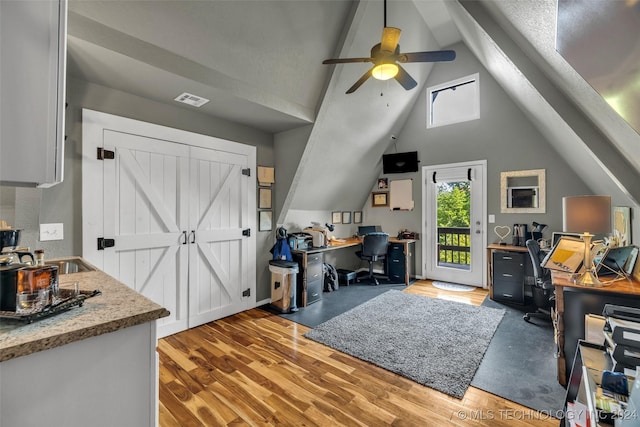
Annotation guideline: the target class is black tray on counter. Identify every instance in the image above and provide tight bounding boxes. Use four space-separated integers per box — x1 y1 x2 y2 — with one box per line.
0 289 101 323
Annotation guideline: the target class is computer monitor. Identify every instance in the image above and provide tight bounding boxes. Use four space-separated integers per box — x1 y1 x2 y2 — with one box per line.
357 225 380 236
551 231 581 248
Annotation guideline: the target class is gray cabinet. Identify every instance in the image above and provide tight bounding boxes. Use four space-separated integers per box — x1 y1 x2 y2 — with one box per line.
491 251 525 304
293 251 323 307
385 241 415 284
0 0 67 187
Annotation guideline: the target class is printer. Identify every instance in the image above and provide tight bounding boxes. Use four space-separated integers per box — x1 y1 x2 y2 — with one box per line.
303 222 335 248
288 232 312 250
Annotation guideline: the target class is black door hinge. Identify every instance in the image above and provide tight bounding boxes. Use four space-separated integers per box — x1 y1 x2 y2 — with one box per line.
242 168 251 176
97 237 115 250
242 288 251 297
97 148 115 160
242 228 251 237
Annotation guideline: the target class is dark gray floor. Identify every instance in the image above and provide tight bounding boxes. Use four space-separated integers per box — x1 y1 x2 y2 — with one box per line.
260 280 406 328
471 297 566 415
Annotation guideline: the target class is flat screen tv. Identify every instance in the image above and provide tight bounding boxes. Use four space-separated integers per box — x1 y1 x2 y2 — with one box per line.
382 151 419 174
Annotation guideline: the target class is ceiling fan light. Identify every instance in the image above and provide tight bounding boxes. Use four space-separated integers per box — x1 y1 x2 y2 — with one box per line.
372 63 399 80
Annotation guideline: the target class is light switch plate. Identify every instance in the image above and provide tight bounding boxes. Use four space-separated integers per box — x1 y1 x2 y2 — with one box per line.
40 223 64 241
488 214 496 224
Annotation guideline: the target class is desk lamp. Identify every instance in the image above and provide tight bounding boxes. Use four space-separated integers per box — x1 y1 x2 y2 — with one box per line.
562 195 611 287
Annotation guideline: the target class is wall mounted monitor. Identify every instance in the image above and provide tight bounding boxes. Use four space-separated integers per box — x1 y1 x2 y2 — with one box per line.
382 151 419 174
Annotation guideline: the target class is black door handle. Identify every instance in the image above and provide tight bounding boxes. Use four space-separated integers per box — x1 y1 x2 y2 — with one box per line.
181 231 188 245
190 230 196 244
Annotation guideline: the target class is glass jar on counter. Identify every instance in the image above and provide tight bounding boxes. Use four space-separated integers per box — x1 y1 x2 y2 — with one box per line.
33 249 59 301
16 266 51 313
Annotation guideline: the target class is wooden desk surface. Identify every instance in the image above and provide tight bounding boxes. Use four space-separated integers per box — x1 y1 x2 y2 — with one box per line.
551 271 640 386
551 271 640 295
290 237 416 306
486 243 528 252
292 237 415 254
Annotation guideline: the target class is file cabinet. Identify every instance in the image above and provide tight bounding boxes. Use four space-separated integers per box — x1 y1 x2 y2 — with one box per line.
491 250 525 304
293 252 323 307
385 241 415 284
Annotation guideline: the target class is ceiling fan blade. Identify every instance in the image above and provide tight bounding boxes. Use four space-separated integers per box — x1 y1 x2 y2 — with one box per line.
323 57 374 64
398 50 456 63
394 65 417 91
380 27 401 53
346 68 374 94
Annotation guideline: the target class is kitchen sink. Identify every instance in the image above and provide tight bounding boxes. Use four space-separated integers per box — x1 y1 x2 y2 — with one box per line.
44 257 97 274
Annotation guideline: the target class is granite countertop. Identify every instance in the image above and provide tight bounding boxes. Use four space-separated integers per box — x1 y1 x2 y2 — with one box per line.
0 259 170 362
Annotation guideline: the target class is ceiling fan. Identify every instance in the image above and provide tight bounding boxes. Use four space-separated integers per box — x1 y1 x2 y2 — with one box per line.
322 0 456 94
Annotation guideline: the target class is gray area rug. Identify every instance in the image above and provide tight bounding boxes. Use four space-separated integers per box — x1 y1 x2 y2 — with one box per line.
304 290 505 398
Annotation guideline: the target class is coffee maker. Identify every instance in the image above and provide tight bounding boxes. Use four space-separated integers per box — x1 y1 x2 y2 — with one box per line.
512 224 527 247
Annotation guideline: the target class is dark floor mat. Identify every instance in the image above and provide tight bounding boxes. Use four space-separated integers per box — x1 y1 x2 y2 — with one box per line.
471 297 566 415
260 281 406 328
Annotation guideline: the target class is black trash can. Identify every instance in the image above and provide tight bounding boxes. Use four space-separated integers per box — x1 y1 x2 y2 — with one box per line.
269 260 299 313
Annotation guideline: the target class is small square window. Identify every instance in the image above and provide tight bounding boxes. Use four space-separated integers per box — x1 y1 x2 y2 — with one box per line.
426 73 479 128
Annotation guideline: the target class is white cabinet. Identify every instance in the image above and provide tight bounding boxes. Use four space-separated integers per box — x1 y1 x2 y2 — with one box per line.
0 0 67 187
0 322 159 427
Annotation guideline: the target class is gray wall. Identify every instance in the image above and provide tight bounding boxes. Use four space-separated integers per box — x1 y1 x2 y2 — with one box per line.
360 42 591 277
273 125 312 225
4 76 277 301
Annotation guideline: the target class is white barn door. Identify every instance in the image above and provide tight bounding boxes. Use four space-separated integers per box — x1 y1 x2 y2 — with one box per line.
188 147 251 328
101 130 190 338
83 109 256 338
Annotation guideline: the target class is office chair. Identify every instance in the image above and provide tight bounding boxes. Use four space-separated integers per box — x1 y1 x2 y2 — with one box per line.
355 232 389 285
523 239 554 323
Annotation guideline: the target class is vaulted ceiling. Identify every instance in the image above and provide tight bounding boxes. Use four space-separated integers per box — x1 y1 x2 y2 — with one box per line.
66 0 640 215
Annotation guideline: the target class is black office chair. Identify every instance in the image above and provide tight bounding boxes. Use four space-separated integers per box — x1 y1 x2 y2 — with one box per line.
523 239 554 323
356 232 389 285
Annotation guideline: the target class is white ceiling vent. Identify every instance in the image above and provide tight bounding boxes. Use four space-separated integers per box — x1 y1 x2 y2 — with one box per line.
174 92 210 107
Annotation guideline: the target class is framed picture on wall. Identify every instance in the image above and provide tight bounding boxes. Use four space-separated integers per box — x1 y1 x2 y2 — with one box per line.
342 211 351 224
613 206 632 245
353 211 362 224
258 188 272 209
371 191 389 207
332 211 342 224
259 211 272 232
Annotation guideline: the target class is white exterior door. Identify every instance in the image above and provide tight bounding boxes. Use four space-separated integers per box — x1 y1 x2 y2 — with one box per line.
83 109 256 338
423 160 487 287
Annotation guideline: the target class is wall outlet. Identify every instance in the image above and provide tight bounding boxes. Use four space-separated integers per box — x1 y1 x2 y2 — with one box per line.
40 223 64 241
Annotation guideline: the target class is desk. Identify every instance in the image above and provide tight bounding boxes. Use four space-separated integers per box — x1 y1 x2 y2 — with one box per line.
292 237 415 307
551 271 640 386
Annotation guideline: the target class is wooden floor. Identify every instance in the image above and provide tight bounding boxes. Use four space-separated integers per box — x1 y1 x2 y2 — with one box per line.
158 281 561 426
